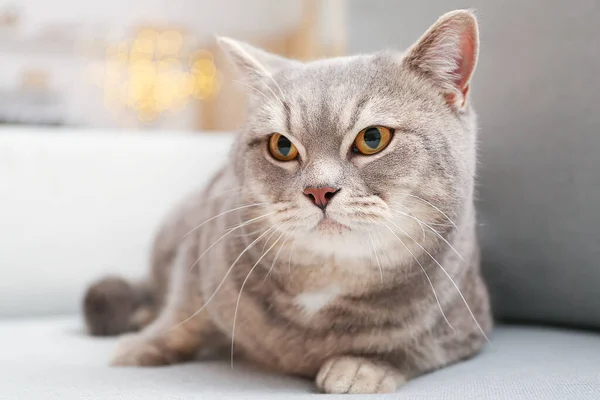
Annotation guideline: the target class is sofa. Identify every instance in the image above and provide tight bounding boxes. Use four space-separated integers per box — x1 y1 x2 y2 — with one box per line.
1 128 599 399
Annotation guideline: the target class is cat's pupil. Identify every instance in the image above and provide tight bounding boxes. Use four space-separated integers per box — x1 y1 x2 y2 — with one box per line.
277 136 292 156
364 128 381 149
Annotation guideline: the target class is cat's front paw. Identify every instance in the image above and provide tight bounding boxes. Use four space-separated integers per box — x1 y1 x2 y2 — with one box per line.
111 333 173 367
316 356 406 394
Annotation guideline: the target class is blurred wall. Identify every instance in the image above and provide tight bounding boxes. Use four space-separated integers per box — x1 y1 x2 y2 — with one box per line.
348 0 600 327
1 0 348 130
0 0 304 129
11 0 301 38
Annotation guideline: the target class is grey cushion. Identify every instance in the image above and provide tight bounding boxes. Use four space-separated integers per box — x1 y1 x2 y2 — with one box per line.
348 0 600 328
1 316 598 399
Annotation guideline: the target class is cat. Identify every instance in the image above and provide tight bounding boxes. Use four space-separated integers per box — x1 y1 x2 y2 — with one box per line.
83 10 492 394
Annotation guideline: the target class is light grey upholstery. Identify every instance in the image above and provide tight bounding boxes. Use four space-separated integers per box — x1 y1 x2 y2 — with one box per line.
348 0 600 329
1 317 598 399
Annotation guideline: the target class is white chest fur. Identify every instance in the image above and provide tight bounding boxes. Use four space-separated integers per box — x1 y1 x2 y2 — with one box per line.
293 286 341 315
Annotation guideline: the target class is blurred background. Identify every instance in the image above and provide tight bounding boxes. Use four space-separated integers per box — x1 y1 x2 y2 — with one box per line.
0 0 347 131
1 0 597 136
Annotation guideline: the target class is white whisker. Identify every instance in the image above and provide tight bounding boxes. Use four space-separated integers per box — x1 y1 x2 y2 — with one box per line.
258 78 285 105
170 224 277 331
364 228 376 270
405 194 458 229
231 221 291 367
393 203 426 240
382 222 455 332
262 225 297 284
367 231 384 284
202 186 244 203
386 218 488 342
287 236 297 276
260 223 281 254
233 80 278 106
231 226 264 238
391 209 464 261
372 228 392 265
259 75 287 103
181 202 267 241
188 211 275 272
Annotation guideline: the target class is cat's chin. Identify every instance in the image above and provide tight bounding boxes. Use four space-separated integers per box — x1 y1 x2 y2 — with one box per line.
315 217 350 234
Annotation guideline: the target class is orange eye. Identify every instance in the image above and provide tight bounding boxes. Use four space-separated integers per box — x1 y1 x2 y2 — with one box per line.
353 126 393 155
268 133 298 161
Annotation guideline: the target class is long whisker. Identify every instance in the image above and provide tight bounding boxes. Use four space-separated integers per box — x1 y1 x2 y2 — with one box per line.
170 224 278 331
260 221 282 254
386 218 488 342
391 209 464 261
187 211 276 271
391 209 443 234
257 78 285 105
258 75 287 103
287 240 297 276
405 194 458 229
372 228 392 266
367 231 384 284
393 204 426 240
231 226 264 238
181 202 267 241
244 58 286 104
259 206 306 255
382 222 454 332
233 80 277 106
394 202 451 227
231 222 291 367
262 225 297 284
364 228 376 270
202 186 245 203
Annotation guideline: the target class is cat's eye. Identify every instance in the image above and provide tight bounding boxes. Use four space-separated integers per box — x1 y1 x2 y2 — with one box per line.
268 133 298 161
353 126 393 155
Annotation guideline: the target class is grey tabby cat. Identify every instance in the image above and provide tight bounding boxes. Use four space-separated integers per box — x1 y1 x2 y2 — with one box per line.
84 10 492 394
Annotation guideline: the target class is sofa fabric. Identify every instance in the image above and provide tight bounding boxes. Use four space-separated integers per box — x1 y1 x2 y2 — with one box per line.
0 316 598 399
0 130 234 317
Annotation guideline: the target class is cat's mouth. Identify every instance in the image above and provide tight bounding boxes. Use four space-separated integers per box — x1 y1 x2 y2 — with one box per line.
316 217 350 233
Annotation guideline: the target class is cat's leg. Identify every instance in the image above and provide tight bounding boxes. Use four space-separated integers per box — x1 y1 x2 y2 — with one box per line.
110 308 213 366
315 356 407 394
111 235 216 366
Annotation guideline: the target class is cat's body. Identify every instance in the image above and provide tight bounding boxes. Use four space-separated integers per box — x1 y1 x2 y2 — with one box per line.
84 10 492 394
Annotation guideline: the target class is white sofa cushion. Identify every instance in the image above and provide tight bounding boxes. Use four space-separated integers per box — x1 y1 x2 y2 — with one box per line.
0 128 234 317
0 317 598 399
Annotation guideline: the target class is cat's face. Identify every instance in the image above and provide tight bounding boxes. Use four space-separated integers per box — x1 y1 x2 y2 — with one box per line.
222 11 479 259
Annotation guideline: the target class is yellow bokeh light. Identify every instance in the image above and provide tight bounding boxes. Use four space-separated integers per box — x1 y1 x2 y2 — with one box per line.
191 58 216 76
189 50 214 64
157 30 183 56
138 29 158 41
98 28 220 123
132 37 155 56
157 58 182 73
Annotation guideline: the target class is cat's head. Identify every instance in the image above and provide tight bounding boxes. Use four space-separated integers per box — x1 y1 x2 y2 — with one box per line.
221 10 479 259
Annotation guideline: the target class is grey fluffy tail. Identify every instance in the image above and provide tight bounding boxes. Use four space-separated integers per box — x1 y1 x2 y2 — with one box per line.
83 276 157 336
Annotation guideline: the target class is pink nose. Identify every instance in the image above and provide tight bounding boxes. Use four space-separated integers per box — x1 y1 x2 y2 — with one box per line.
303 186 340 210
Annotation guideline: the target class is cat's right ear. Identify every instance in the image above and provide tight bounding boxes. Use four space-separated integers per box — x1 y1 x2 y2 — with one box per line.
403 10 479 109
217 37 297 83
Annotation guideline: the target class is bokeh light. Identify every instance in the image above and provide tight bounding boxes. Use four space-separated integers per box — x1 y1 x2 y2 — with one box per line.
94 29 221 123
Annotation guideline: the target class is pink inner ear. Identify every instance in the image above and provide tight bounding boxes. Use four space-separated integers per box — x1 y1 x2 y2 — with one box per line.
452 29 477 91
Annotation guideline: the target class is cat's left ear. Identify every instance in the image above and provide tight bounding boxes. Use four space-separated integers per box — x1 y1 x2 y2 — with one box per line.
403 10 479 109
217 37 297 83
